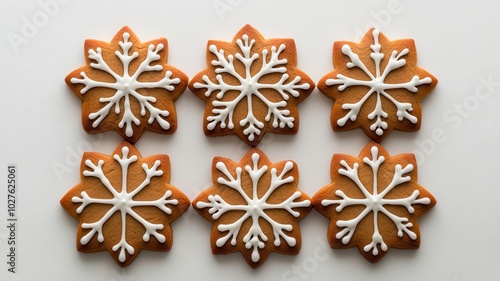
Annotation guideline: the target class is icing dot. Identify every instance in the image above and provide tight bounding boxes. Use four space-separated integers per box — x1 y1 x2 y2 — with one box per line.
372 78 384 92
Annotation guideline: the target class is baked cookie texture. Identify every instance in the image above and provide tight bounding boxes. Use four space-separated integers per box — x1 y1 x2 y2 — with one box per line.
60 141 190 267
65 26 188 143
312 142 436 263
193 148 312 268
318 28 437 142
189 24 315 146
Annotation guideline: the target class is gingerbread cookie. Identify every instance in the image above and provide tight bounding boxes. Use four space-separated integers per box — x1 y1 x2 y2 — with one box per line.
318 28 437 142
193 148 311 268
66 26 188 143
312 142 436 263
189 24 315 146
60 141 190 267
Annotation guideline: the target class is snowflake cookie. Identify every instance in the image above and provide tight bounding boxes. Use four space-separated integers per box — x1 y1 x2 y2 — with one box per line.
65 26 188 143
193 148 312 268
189 24 315 146
318 28 438 142
60 141 190 267
312 142 436 263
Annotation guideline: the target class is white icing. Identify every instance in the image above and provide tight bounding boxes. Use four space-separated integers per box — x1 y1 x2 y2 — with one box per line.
325 29 432 136
193 34 310 142
72 145 178 263
71 32 181 138
321 145 430 255
196 152 310 263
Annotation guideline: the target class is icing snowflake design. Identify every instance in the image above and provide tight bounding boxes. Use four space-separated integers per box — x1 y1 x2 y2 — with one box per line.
190 25 314 146
66 27 187 143
313 143 436 262
72 146 177 263
194 150 311 268
322 145 430 255
61 142 190 266
320 28 437 141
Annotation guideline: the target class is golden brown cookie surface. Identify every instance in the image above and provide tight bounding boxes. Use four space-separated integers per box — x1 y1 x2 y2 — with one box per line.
318 29 437 142
60 141 190 267
193 148 311 268
312 142 436 263
189 25 315 146
65 26 188 143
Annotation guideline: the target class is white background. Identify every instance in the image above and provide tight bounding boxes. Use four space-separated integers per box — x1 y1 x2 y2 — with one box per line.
0 0 499 280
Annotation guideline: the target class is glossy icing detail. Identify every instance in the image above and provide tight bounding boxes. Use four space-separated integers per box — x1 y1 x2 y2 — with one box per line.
72 145 178 263
66 27 188 143
321 145 431 255
71 32 180 138
319 28 437 142
326 29 431 136
194 34 309 142
196 150 310 265
190 25 314 146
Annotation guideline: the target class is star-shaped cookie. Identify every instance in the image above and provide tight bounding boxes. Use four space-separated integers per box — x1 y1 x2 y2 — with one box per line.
312 142 436 263
318 28 437 142
193 148 311 268
66 26 188 143
189 25 315 146
60 141 190 267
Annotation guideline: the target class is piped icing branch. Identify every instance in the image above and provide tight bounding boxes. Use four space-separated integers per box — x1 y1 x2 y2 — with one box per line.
319 28 437 142
65 26 188 143
189 25 315 146
193 148 311 268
